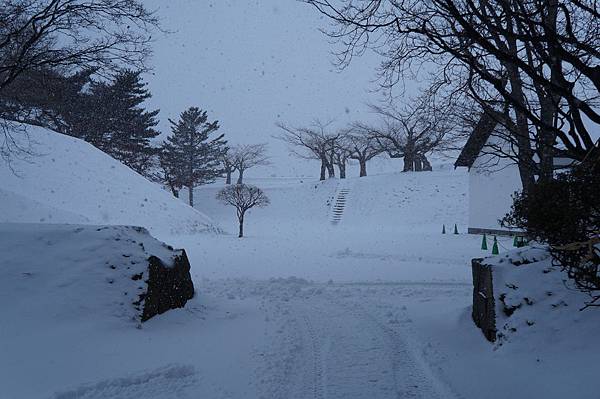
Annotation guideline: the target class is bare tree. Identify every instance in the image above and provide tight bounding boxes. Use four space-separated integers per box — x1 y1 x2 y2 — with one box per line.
302 0 600 191
0 0 158 163
221 149 238 185
366 96 454 172
343 126 386 177
217 184 270 238
0 0 158 92
331 133 353 178
276 120 340 180
233 143 270 184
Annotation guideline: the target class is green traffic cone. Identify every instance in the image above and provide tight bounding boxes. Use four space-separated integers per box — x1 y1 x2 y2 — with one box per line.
492 236 499 255
454 224 459 235
481 234 488 250
513 235 519 247
442 224 446 234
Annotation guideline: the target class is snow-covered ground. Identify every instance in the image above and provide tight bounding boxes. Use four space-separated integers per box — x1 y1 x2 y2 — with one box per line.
2 127 598 398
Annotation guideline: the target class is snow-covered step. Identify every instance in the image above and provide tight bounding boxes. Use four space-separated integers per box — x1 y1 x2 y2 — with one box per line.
330 188 350 225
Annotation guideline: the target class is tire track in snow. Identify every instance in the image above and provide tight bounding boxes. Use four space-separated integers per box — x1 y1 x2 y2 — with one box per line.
209 278 463 398
50 364 199 399
303 314 325 399
331 294 458 399
255 282 459 399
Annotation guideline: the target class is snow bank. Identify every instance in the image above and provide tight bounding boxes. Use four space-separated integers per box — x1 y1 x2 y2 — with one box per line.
0 123 218 237
0 224 259 399
484 246 600 349
0 223 189 328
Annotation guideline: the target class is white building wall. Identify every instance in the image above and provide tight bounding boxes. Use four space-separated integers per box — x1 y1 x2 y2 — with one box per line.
468 138 523 234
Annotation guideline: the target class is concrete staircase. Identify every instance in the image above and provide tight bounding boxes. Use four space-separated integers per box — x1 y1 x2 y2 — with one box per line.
331 188 350 225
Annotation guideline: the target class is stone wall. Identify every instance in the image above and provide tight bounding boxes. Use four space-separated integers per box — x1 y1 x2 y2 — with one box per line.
140 249 195 322
471 258 496 342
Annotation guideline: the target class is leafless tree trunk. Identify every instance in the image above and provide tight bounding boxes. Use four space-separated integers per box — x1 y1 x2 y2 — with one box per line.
420 154 432 171
402 150 414 172
188 186 194 208
238 213 244 238
359 160 367 177
237 169 245 185
338 162 346 179
327 162 335 178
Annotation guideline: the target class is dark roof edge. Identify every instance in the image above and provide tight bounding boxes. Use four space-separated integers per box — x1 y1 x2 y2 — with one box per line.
454 110 500 168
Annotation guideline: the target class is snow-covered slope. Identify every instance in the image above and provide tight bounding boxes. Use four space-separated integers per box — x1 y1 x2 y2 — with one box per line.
0 124 218 237
0 188 91 224
186 170 475 282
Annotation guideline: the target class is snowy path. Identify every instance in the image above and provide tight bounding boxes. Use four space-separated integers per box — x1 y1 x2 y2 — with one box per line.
206 279 463 399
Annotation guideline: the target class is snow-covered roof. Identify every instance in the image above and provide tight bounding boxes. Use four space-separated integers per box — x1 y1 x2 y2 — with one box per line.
455 111 498 169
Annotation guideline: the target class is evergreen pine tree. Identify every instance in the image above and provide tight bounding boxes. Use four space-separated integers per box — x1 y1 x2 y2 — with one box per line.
84 70 160 175
158 147 184 198
161 107 227 206
0 67 94 134
0 68 160 177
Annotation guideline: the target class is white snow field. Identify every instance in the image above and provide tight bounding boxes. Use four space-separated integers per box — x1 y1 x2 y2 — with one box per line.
1 126 598 398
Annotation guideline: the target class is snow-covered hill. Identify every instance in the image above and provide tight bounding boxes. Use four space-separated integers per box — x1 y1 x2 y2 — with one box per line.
0 123 218 238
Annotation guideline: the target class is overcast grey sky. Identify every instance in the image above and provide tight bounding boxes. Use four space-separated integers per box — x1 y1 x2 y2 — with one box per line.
144 0 423 177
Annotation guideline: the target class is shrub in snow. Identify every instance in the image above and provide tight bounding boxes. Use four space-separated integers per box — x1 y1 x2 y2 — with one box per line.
503 162 600 306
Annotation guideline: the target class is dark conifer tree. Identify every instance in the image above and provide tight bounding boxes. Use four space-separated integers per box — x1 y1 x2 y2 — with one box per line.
0 67 94 133
158 148 184 198
161 107 227 206
84 70 160 175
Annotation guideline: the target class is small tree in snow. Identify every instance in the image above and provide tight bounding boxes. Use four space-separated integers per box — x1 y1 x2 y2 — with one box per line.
217 184 270 238
160 107 227 206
